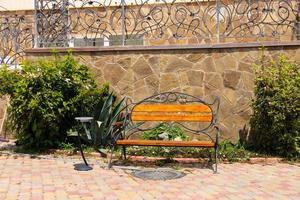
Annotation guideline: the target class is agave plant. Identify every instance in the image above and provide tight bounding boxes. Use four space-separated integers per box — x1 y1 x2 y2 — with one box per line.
92 93 125 148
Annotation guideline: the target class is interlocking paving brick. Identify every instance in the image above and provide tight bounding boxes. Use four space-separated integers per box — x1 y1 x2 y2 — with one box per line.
0 152 299 200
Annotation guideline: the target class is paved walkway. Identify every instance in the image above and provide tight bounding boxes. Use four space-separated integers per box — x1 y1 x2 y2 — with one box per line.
0 152 299 200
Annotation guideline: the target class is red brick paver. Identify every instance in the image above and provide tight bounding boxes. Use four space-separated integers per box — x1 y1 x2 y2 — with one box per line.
0 153 299 200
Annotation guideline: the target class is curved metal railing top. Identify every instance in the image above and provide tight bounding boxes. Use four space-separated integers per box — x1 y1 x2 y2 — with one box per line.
0 0 299 64
35 0 300 47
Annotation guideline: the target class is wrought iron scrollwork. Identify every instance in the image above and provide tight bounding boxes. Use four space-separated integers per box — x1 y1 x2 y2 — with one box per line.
0 14 33 65
218 0 300 41
0 0 299 63
124 92 220 139
35 0 300 47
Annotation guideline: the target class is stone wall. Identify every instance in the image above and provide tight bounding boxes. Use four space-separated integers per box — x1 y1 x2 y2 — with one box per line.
25 45 300 140
0 96 8 138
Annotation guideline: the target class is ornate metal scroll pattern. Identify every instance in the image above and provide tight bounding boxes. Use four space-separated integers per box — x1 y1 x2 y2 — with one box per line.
36 0 123 46
142 92 196 104
35 0 215 45
125 0 215 40
72 0 122 42
36 0 71 47
0 14 33 65
123 0 170 40
126 92 219 139
34 0 300 47
218 0 299 40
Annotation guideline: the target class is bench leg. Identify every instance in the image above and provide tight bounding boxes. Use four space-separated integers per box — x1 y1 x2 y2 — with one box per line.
77 129 89 166
208 150 212 163
214 145 218 174
122 146 127 160
108 145 116 169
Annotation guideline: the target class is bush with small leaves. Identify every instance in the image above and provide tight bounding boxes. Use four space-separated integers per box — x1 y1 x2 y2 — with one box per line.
0 53 109 150
249 54 300 159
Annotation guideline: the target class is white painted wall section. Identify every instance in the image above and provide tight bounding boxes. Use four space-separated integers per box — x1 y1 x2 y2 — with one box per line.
0 0 205 11
0 0 34 11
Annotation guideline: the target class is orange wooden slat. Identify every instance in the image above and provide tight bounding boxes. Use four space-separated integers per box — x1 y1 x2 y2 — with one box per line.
131 113 212 122
133 104 211 113
116 140 215 147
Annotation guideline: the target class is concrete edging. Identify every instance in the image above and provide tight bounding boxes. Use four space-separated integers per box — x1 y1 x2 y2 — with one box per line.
25 41 300 54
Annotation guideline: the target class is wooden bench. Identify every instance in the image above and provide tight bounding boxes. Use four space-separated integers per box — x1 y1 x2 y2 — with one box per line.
109 92 220 173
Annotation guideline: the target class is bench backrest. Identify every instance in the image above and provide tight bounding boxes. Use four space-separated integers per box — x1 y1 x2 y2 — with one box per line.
126 92 219 135
131 104 212 122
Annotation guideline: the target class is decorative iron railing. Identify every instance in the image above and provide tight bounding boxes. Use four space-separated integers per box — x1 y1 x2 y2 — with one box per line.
35 0 300 47
0 14 33 65
0 0 299 65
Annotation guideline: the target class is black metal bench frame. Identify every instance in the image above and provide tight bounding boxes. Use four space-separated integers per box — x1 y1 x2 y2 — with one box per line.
109 92 220 173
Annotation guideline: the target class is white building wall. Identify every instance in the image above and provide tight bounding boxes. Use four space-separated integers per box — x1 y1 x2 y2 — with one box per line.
0 0 34 11
0 0 197 11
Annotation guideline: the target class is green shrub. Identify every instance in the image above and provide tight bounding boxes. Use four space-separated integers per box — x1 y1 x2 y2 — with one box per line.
249 55 300 158
0 53 109 149
142 123 189 141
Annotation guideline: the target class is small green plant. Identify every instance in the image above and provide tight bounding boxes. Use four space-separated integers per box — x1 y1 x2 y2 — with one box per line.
249 54 300 158
83 146 94 154
142 123 189 141
0 53 109 150
126 140 252 162
127 146 210 158
218 139 251 162
92 93 125 148
131 124 252 161
59 142 76 154
58 142 96 155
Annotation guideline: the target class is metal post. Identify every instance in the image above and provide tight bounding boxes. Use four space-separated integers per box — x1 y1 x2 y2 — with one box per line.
108 144 116 169
62 0 69 47
75 128 93 171
122 145 127 159
74 117 93 171
77 129 89 166
12 27 18 69
121 0 125 46
33 0 40 48
214 126 219 174
214 145 218 173
216 0 220 43
296 0 300 40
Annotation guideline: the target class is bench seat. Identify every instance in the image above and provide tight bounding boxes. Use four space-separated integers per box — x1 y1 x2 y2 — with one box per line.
116 140 215 147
